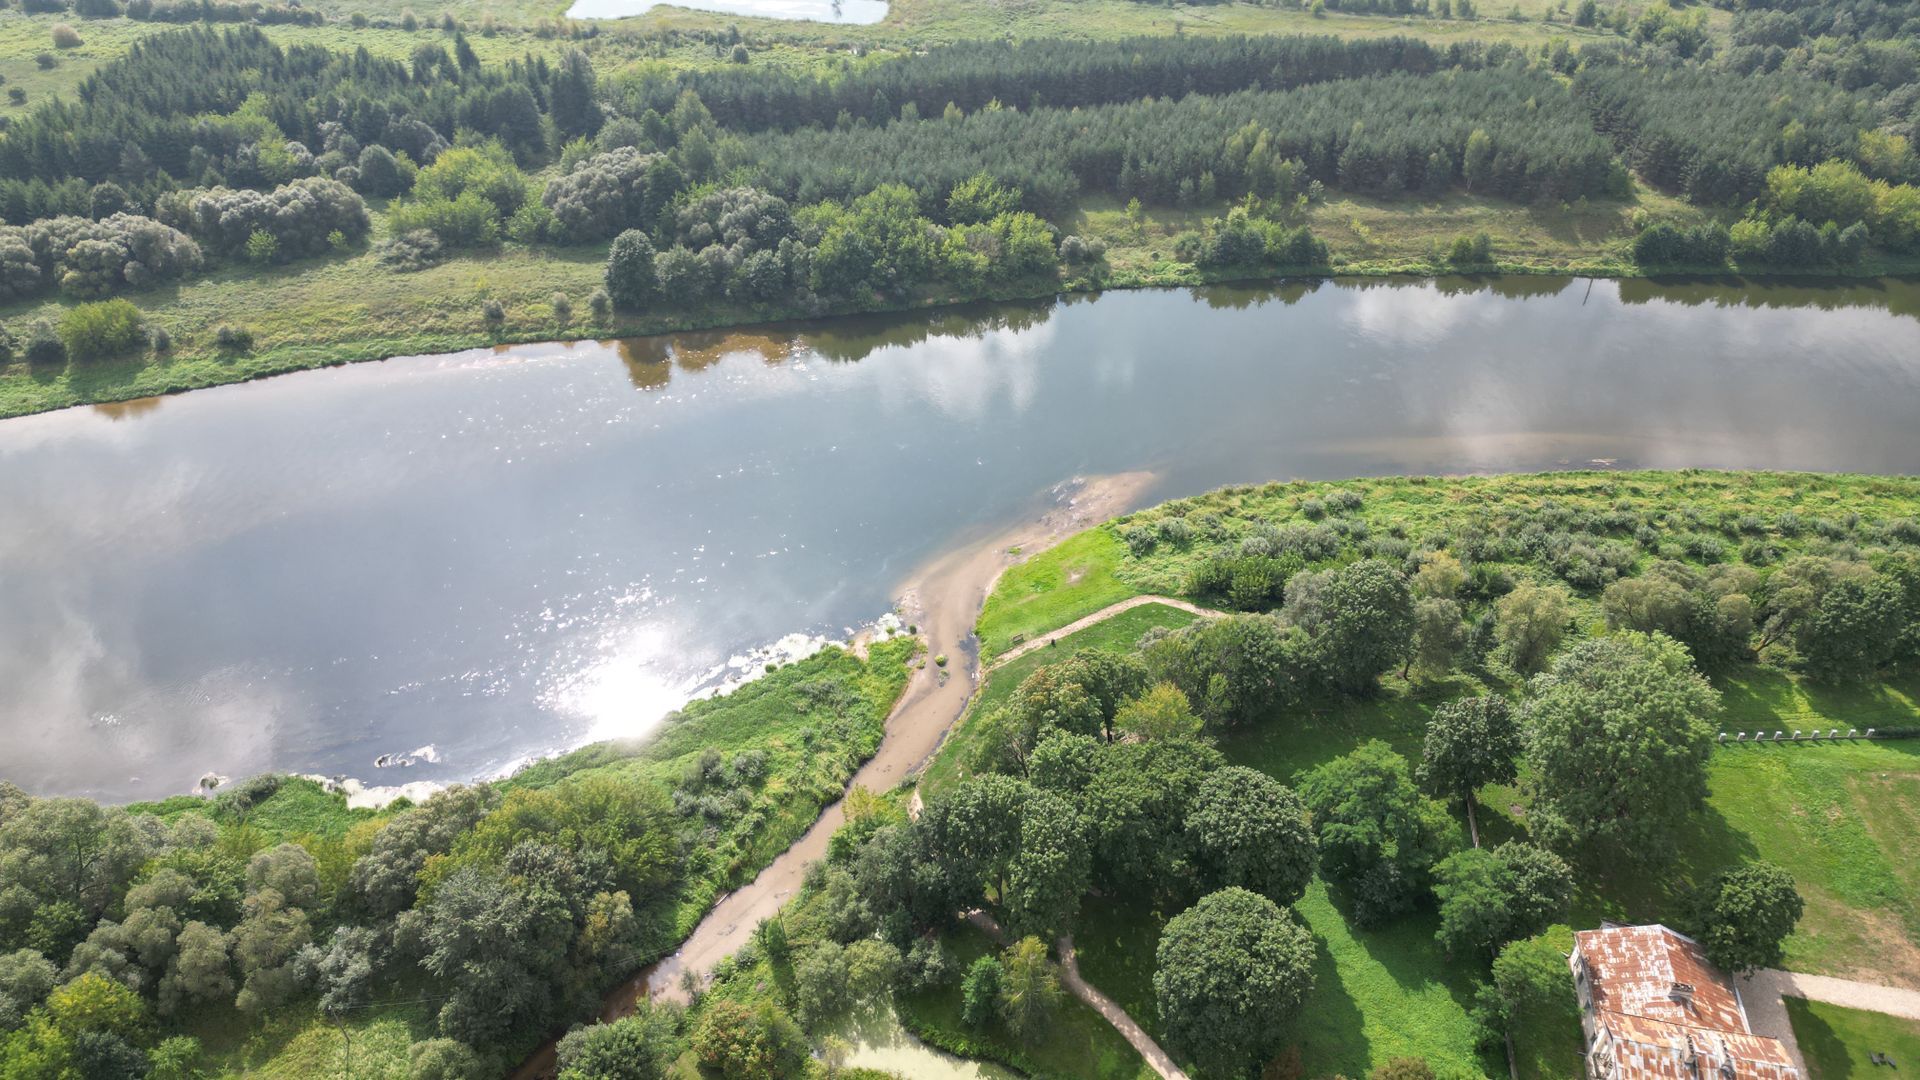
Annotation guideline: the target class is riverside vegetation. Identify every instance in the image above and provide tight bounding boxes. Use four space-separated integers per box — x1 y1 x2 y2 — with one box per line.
6 470 1920 1079
548 470 1920 1080
1 0 1920 413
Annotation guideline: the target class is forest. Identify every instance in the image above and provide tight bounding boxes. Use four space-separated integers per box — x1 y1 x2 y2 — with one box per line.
0 0 1915 411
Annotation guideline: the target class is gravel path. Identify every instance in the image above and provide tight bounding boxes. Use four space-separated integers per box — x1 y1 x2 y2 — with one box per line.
986 596 1226 671
1739 968 1920 1075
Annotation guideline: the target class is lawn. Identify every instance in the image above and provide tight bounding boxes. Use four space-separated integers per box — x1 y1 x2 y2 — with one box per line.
1072 882 1494 1079
895 923 1157 1080
975 529 1138 663
922 601 1198 799
1788 998 1920 1080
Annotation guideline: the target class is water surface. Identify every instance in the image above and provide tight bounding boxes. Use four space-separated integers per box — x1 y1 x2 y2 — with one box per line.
4 276 1919 800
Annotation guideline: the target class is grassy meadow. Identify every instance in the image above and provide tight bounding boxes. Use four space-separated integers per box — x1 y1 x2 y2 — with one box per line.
1788 998 1920 1080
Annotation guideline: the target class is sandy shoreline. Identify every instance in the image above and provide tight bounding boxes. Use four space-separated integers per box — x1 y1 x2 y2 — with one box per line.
511 469 1155 1078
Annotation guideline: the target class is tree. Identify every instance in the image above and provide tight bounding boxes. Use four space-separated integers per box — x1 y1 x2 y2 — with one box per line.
947 174 1020 224
549 50 601 139
1143 614 1302 726
605 229 658 310
46 972 147 1043
1297 741 1454 925
1311 560 1415 694
245 843 319 910
230 888 311 1016
1154 888 1314 1079
1114 683 1204 743
1691 862 1803 974
157 921 229 1016
0 799 155 921
1080 738 1223 899
0 949 56 1030
653 245 714 304
1797 577 1903 680
1494 582 1572 674
556 1002 680 1080
1004 789 1091 938
1409 598 1466 680
1184 766 1316 906
996 937 1061 1039
1521 632 1720 858
692 1000 807 1080
960 955 1002 1028
1431 842 1570 956
1417 695 1520 803
1479 927 1578 1045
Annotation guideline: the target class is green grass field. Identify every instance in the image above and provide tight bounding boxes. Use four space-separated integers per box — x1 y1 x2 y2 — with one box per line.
1789 998 1920 1080
975 529 1137 662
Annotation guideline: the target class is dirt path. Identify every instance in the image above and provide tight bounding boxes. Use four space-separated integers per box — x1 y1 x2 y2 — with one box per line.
963 911 1192 1080
511 472 1156 1079
986 596 1226 671
1739 968 1920 1075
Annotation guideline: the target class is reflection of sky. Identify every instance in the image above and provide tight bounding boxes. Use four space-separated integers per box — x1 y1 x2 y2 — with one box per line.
5 278 1920 800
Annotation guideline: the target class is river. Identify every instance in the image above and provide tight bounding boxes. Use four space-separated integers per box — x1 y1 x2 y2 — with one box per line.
3 276 1920 802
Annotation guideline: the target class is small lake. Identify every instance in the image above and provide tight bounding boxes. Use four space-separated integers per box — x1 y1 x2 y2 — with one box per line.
4 276 1920 801
563 0 886 23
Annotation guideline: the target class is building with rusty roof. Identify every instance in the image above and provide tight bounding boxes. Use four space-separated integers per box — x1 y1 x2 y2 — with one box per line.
1570 924 1800 1080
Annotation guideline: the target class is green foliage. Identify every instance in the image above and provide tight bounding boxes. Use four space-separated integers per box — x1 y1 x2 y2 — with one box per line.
1521 632 1720 860
960 954 1003 1028
692 999 808 1080
1153 887 1314 1079
1689 861 1804 974
57 299 145 362
996 936 1062 1040
555 1002 681 1080
1184 765 1317 907
1431 842 1571 956
1298 740 1455 925
1417 695 1519 800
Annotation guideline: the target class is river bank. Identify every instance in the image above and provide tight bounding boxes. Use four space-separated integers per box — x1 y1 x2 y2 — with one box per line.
6 195 1918 421
510 469 1157 1079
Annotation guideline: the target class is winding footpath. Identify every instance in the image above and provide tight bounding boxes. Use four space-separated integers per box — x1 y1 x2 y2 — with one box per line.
964 912 1194 1080
985 596 1227 672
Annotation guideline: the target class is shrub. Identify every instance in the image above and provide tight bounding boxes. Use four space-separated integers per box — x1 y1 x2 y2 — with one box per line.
148 325 171 352
24 321 65 365
33 54 56 71
550 292 572 323
157 179 371 261
59 299 145 361
51 25 83 48
375 229 445 272
214 324 254 352
543 147 680 242
481 299 505 327
587 287 612 322
11 213 203 299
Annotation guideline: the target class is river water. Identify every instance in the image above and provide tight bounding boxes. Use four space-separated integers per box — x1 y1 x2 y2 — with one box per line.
4 276 1919 801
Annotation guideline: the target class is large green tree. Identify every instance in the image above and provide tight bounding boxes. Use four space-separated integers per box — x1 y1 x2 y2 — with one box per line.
1298 740 1454 925
1690 862 1804 974
1520 632 1720 859
1154 888 1314 1079
1184 766 1317 907
1417 695 1520 804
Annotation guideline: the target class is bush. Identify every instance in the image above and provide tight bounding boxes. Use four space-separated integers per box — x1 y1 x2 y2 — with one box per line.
157 179 370 261
543 147 680 242
148 325 171 352
588 287 612 322
375 229 445 272
550 292 572 323
24 321 65 365
8 214 203 299
214 323 254 352
51 24 83 48
481 299 505 327
59 299 145 362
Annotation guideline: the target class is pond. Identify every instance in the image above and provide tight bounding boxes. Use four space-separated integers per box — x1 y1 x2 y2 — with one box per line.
3 276 1919 800
563 0 887 24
